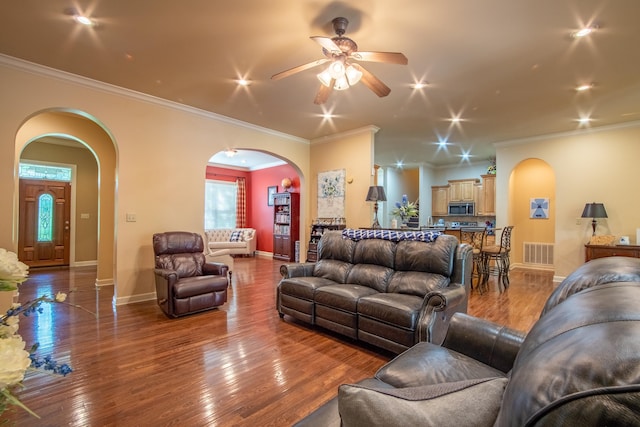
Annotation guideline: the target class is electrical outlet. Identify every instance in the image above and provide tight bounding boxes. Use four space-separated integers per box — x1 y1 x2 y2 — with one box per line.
575 218 582 225
126 213 137 222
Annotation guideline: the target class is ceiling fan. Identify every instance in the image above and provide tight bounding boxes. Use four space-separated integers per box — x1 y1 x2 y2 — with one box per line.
271 17 408 104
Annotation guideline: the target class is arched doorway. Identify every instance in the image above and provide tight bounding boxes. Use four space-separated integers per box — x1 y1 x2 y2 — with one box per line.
508 158 556 270
14 109 117 292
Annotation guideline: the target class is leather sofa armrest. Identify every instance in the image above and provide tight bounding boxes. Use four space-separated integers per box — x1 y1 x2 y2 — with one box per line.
417 284 467 345
203 262 229 277
154 268 177 282
280 262 316 278
442 312 526 373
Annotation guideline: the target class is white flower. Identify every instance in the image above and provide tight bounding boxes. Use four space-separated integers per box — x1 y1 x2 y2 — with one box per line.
0 336 31 389
0 248 29 291
55 292 67 303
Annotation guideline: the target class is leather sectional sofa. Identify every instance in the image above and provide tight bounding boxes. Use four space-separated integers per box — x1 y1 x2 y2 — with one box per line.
294 256 640 426
277 229 473 354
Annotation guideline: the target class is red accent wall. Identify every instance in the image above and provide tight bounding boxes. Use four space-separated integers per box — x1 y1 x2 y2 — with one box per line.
206 164 299 254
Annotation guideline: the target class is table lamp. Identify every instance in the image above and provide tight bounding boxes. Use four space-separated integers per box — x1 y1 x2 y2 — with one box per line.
581 202 607 236
366 186 387 229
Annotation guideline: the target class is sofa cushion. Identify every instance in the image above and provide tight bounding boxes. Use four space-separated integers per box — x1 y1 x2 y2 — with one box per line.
346 264 394 293
317 231 355 263
315 285 379 312
229 230 244 241
387 271 449 297
496 282 640 426
338 377 507 427
279 276 338 300
395 236 457 276
352 239 396 268
357 292 424 329
313 259 353 284
208 241 247 250
375 341 506 388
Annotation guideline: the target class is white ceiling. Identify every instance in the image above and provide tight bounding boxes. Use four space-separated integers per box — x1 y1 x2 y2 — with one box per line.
2 1 639 169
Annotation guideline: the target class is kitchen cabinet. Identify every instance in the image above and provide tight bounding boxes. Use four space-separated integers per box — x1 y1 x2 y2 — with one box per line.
474 183 484 215
431 185 449 216
481 174 496 216
449 179 478 202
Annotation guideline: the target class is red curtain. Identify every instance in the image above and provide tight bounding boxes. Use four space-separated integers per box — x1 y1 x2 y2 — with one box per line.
236 177 246 227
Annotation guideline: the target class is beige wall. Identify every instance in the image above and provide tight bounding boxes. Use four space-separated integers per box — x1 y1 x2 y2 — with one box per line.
497 123 640 279
21 141 99 263
310 127 377 230
1 57 310 304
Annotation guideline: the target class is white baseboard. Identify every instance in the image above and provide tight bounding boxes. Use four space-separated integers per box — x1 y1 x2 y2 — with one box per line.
71 260 98 267
114 292 156 306
95 278 114 287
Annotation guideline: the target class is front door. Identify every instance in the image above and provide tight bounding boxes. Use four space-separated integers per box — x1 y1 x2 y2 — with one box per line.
18 179 71 267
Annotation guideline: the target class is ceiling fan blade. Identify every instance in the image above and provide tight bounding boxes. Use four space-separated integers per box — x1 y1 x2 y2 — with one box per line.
310 36 342 55
353 64 391 97
350 51 408 65
271 58 329 81
314 81 334 105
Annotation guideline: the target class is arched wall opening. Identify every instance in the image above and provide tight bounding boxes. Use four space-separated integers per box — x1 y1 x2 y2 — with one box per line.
205 149 305 256
14 109 118 289
507 158 556 269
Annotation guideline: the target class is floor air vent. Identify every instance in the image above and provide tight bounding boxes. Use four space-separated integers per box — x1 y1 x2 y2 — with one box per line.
523 242 554 267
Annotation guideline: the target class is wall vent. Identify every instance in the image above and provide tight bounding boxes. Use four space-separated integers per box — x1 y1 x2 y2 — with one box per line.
523 242 554 267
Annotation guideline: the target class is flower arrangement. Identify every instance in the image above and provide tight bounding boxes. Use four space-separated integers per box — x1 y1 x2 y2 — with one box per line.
0 249 75 419
390 194 419 222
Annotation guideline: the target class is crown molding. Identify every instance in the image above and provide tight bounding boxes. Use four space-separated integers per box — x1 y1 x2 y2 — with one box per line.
0 54 309 144
494 119 640 148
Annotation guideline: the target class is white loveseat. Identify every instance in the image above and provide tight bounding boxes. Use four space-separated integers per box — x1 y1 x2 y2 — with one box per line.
205 228 257 256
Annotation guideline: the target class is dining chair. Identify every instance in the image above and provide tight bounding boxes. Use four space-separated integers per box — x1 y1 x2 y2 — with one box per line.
460 227 487 293
481 226 514 291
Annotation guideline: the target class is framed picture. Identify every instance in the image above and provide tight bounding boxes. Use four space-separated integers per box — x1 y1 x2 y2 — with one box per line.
267 186 277 206
530 198 549 219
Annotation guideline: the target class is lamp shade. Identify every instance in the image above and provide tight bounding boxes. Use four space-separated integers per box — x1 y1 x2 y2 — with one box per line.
581 203 608 219
366 186 387 202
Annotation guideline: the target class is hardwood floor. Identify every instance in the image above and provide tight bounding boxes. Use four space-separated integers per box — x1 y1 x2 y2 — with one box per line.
4 258 555 426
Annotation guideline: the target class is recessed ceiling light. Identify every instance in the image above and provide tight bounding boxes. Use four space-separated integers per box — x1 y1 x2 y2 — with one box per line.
576 83 594 92
576 117 592 125
411 82 429 89
73 14 94 26
237 79 251 86
572 25 598 38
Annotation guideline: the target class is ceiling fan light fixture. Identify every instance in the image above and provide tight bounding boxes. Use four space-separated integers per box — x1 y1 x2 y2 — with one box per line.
334 75 350 91
317 69 333 87
345 65 363 85
328 61 346 79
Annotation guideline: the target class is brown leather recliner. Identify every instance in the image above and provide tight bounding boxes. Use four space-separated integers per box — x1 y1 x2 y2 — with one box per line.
153 231 229 317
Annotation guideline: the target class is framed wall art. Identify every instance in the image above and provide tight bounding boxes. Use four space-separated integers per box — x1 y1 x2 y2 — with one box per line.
530 198 549 219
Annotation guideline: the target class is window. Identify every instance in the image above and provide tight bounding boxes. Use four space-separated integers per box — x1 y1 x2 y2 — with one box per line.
38 193 54 242
19 163 72 181
204 180 237 229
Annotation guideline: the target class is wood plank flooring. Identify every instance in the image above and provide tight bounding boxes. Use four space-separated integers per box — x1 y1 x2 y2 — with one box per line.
4 258 555 426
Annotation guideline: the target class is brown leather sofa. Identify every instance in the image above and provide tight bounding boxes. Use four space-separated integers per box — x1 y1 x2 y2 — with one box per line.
277 229 473 354
294 256 640 426
153 231 229 317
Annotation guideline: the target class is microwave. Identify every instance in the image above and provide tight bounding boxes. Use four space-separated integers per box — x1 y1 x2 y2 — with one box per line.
448 202 475 216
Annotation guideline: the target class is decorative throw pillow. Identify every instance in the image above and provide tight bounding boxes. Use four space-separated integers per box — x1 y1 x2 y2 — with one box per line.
338 377 507 427
229 231 244 242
